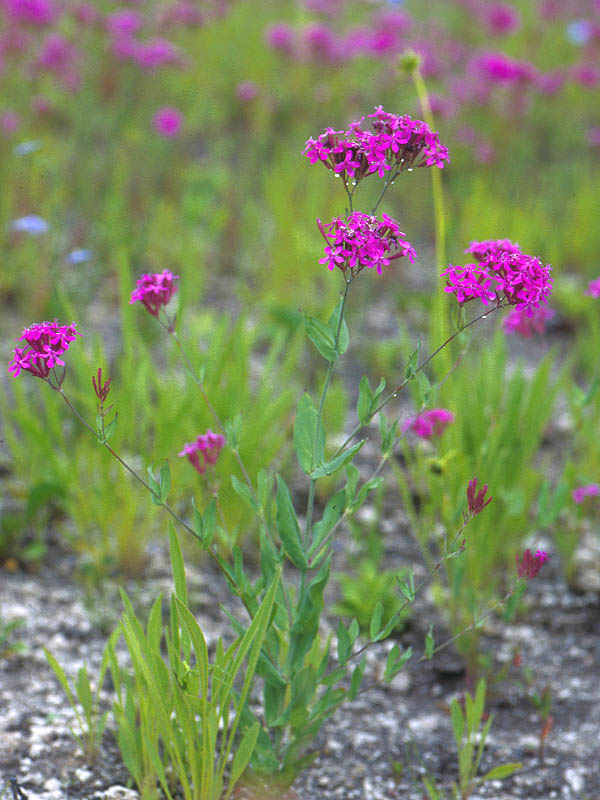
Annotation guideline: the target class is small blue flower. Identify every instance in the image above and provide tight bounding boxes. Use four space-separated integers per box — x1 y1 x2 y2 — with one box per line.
14 140 42 156
11 215 50 235
67 248 93 264
566 20 591 46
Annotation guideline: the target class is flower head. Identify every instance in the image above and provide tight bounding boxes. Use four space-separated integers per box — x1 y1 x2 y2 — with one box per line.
572 484 600 504
10 215 49 235
4 0 56 25
317 212 416 279
466 477 493 515
502 305 555 337
442 244 552 312
585 278 600 298
402 408 454 438
153 107 182 137
130 270 179 317
178 430 226 474
8 320 79 379
515 548 548 579
92 367 111 403
303 106 449 186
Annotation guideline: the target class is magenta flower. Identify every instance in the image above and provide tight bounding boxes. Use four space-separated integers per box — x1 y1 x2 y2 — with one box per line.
474 51 536 84
572 484 600 504
442 244 552 312
303 107 449 186
515 548 548 579
135 38 181 70
4 0 56 25
37 33 78 73
265 23 295 54
130 270 179 317
402 408 454 438
8 321 79 380
317 212 416 280
236 81 259 102
0 111 20 135
483 3 521 35
178 430 226 474
585 278 600 298
153 107 183 137
502 305 555 337
466 477 493 516
106 9 142 36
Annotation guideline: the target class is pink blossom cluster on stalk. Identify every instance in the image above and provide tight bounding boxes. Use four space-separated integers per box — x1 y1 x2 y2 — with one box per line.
179 430 226 474
317 212 416 278
585 278 600 298
502 305 555 337
304 107 449 186
402 408 454 438
571 484 600 503
515 548 548 579
466 477 493 516
8 320 79 379
153 107 183 137
130 270 179 316
441 239 552 312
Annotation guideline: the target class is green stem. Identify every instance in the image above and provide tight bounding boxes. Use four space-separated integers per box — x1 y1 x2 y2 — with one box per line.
411 65 450 380
370 168 401 216
333 304 504 459
304 281 351 548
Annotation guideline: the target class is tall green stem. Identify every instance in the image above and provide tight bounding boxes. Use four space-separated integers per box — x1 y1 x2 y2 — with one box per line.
304 281 351 547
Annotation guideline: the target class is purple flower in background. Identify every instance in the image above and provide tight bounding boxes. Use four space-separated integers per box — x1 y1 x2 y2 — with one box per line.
402 408 455 438
474 51 536 84
106 9 142 36
587 128 600 147
515 549 548 579
236 80 258 102
565 19 592 45
265 23 295 54
10 215 49 234
135 37 181 69
37 33 77 73
0 111 21 135
572 484 600 504
585 278 600 298
317 212 416 279
8 320 79 379
130 270 179 316
483 3 521 35
153 107 182 137
67 248 92 264
4 0 56 25
179 430 226 474
502 305 554 337
571 64 600 88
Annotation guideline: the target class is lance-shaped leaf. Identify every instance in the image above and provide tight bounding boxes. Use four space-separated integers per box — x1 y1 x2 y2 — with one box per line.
305 316 338 362
275 476 307 570
310 440 364 479
294 393 325 474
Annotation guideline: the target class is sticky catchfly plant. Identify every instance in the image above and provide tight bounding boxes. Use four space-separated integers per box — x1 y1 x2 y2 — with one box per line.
178 430 226 475
303 106 449 188
8 321 79 382
515 549 548 579
502 305 554 337
317 212 416 281
129 270 179 320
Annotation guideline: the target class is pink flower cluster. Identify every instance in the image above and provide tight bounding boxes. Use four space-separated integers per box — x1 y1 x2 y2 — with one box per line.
4 0 56 25
304 107 449 186
502 305 555 337
8 320 79 379
515 548 548 579
585 278 600 298
572 483 600 504
130 270 179 317
178 430 226 474
317 212 416 278
402 408 454 438
442 239 552 312
153 107 182 137
466 477 493 515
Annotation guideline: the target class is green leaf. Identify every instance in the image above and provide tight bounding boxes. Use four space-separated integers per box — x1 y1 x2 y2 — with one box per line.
397 568 415 602
305 316 338 362
224 414 242 449
159 460 170 503
147 463 162 506
168 524 187 605
450 699 465 745
309 490 346 558
231 475 259 512
405 340 422 380
336 621 352 665
480 762 522 781
348 656 366 700
383 644 412 682
275 476 307 570
328 299 350 355
357 376 386 426
369 601 384 641
310 440 365 479
103 413 118 442
228 722 260 791
424 624 435 660
44 649 76 708
75 665 93 716
294 393 325 474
